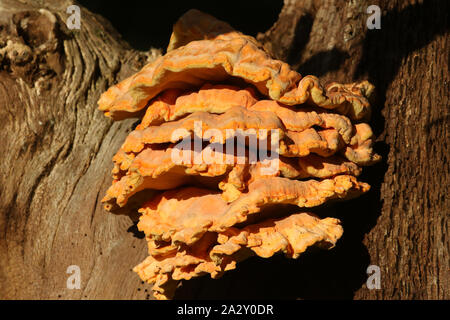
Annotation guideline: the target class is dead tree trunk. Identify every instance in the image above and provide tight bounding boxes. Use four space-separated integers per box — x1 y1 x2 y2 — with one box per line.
0 0 448 299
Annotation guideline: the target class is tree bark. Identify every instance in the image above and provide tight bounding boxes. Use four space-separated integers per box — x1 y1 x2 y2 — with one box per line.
0 0 448 300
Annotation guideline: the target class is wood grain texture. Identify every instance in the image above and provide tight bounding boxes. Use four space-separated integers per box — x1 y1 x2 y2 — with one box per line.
0 0 160 299
0 0 448 300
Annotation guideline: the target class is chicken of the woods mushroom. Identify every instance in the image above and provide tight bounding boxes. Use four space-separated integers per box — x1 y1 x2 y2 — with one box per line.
98 9 380 300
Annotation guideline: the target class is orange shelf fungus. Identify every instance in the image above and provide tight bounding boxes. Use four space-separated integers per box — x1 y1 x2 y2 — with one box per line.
98 9 380 300
134 212 343 300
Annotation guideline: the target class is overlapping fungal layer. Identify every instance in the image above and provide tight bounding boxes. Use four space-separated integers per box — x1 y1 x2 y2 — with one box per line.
98 9 380 300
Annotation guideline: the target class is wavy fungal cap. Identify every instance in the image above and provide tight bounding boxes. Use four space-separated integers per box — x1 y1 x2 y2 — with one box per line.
97 9 380 300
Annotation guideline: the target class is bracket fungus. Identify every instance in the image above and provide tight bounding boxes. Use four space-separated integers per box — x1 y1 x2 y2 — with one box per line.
98 9 380 300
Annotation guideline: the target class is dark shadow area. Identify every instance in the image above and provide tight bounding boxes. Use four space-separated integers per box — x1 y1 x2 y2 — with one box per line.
286 13 314 66
127 220 145 239
78 0 283 51
284 13 349 77
297 49 350 78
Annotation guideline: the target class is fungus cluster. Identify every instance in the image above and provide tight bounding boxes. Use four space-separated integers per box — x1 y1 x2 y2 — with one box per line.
98 10 380 300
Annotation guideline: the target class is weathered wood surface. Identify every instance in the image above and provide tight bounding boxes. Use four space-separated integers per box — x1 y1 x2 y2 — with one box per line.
0 0 448 299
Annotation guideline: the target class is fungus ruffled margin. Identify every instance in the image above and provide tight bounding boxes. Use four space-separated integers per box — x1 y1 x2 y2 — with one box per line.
98 9 380 299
